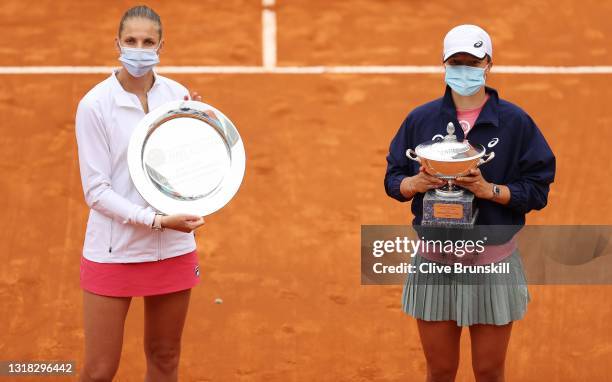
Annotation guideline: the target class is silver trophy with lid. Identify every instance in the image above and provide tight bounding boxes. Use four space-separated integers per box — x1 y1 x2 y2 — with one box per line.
406 122 495 227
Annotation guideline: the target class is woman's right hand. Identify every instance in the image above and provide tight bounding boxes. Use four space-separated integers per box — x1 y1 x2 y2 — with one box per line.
400 166 445 199
161 214 205 233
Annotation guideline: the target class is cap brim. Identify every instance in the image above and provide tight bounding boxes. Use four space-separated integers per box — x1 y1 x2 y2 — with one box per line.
443 47 487 62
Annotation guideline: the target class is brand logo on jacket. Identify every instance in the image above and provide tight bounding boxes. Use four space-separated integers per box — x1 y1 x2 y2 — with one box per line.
195 265 200 277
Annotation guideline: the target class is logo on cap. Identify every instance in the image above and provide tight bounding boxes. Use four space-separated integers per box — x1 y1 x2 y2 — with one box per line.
474 41 483 48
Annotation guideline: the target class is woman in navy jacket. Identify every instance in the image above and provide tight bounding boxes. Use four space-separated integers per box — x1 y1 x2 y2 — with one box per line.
384 25 555 381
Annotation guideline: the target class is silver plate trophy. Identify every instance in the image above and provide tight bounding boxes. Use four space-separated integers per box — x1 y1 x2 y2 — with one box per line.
128 100 245 216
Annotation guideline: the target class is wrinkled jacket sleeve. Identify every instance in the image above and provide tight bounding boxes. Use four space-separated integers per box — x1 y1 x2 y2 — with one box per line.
384 115 418 202
505 113 556 214
75 98 155 227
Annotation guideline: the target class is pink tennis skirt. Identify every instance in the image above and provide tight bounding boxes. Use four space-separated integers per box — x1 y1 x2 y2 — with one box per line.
80 250 200 297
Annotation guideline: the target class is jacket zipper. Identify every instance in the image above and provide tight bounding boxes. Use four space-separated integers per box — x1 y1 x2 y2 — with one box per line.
158 231 163 260
109 218 113 253
158 229 162 261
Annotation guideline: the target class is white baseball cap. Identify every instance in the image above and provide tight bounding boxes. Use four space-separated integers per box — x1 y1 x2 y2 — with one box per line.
443 24 492 62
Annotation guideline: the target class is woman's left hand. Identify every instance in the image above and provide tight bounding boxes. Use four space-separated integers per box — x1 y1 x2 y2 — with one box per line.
454 168 493 200
184 91 202 101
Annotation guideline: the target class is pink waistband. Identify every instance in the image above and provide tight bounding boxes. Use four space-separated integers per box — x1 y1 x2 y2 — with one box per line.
418 236 517 265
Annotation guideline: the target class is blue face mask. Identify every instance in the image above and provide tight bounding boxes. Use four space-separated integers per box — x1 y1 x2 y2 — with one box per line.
118 43 160 77
444 65 487 96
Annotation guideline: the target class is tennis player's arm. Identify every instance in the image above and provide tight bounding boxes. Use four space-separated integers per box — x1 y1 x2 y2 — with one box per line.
504 114 556 214
75 99 156 228
384 117 418 202
489 184 511 205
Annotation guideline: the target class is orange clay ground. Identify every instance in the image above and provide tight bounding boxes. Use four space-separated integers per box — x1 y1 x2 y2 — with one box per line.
0 1 611 381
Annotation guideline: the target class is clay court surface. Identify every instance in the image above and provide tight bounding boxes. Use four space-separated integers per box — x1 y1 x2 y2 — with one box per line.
1 0 611 381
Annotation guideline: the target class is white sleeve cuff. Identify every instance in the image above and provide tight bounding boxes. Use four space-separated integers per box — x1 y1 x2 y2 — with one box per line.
122 207 156 228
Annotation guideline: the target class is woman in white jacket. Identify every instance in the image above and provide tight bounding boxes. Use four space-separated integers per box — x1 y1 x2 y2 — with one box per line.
75 6 205 382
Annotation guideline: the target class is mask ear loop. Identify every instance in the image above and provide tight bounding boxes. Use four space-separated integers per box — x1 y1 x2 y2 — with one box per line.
483 62 492 81
153 39 164 55
116 38 127 55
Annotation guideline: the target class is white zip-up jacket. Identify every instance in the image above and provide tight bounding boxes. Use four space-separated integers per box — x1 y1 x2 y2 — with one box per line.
75 70 197 263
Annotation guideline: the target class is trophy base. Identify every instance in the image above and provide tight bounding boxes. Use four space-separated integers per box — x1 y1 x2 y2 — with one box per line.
434 187 464 198
422 189 478 228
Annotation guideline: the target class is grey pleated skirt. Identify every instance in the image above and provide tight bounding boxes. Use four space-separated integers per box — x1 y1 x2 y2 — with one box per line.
402 249 530 327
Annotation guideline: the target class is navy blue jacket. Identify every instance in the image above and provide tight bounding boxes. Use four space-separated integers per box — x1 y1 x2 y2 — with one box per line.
384 86 556 232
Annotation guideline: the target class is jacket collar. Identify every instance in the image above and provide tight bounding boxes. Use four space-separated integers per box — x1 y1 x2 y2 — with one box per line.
440 85 500 131
110 69 161 109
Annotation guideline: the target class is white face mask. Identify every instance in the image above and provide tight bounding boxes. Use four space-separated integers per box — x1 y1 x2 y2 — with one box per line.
117 41 160 77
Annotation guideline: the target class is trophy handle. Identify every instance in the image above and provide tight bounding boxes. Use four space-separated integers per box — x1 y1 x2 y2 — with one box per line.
406 149 421 163
478 151 495 166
